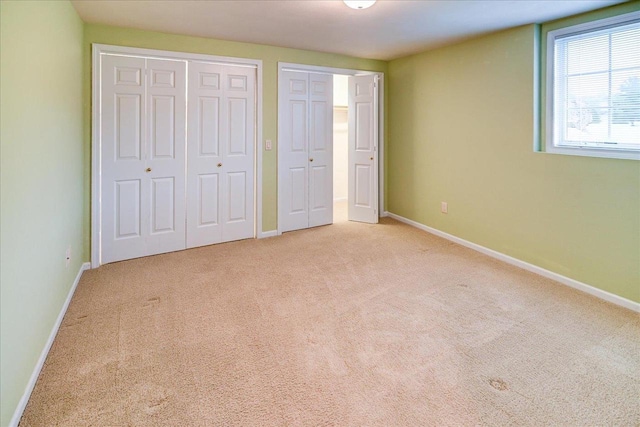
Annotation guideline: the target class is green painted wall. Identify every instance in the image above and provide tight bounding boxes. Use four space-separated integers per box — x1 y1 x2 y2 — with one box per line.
0 1 85 426
82 25 388 257
387 4 640 303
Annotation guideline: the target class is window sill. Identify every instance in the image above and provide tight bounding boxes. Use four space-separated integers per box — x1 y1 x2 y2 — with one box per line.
537 146 640 161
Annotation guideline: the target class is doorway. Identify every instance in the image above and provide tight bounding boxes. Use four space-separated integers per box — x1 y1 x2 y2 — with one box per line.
333 74 349 223
277 63 384 235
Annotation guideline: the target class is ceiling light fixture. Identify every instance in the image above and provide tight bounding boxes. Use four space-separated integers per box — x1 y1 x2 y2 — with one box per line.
343 0 376 10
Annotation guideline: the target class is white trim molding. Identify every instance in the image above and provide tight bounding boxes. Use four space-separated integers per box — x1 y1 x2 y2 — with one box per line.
9 262 91 427
385 211 640 313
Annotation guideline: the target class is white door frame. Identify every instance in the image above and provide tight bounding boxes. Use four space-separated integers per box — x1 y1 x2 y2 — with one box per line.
91 44 263 268
276 62 385 235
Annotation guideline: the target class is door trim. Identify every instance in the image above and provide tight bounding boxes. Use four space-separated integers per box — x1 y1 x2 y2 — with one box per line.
276 62 385 235
91 44 263 268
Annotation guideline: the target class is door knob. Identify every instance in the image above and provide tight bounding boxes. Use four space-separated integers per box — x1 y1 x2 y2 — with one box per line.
145 168 152 172
370 157 374 160
309 158 314 162
217 163 222 167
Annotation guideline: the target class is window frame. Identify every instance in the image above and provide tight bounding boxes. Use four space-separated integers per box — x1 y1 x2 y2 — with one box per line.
545 11 640 161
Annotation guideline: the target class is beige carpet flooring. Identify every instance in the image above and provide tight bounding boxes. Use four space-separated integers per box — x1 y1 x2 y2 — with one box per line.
21 215 640 426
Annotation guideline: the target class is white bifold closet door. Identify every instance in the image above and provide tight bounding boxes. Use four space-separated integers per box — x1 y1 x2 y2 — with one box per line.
186 62 255 248
279 71 333 233
348 74 379 224
101 55 187 264
100 53 255 264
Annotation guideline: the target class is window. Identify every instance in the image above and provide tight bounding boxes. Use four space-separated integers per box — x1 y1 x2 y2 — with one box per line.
546 11 640 160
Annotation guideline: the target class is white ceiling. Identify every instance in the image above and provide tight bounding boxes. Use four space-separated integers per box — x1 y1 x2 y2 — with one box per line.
71 0 626 60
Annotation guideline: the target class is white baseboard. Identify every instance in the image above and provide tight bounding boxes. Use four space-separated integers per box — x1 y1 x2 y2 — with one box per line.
384 212 640 313
9 262 90 427
258 230 278 239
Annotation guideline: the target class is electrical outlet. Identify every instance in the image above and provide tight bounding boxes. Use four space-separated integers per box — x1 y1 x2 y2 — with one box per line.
441 202 448 214
265 139 272 151
66 246 71 268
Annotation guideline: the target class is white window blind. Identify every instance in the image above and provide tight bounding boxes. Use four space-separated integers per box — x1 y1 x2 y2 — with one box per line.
548 12 640 159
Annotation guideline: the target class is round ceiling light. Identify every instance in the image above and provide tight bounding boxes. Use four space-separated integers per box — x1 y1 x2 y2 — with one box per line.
343 0 377 10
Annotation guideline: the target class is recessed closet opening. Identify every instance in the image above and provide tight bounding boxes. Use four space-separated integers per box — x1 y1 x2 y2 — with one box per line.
277 62 384 235
91 44 263 267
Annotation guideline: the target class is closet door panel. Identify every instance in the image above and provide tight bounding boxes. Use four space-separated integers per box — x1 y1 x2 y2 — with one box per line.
278 71 310 233
187 62 224 248
151 177 176 234
198 174 220 226
187 63 255 247
101 55 149 263
308 73 333 228
114 179 141 239
348 74 379 224
221 66 255 242
150 95 175 159
145 59 187 255
101 56 187 263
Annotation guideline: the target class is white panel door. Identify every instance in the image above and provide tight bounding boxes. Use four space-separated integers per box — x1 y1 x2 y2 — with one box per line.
279 71 310 232
220 65 255 242
101 55 145 263
279 71 334 232
308 73 333 228
187 63 255 248
348 74 379 224
101 55 187 263
187 62 224 248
